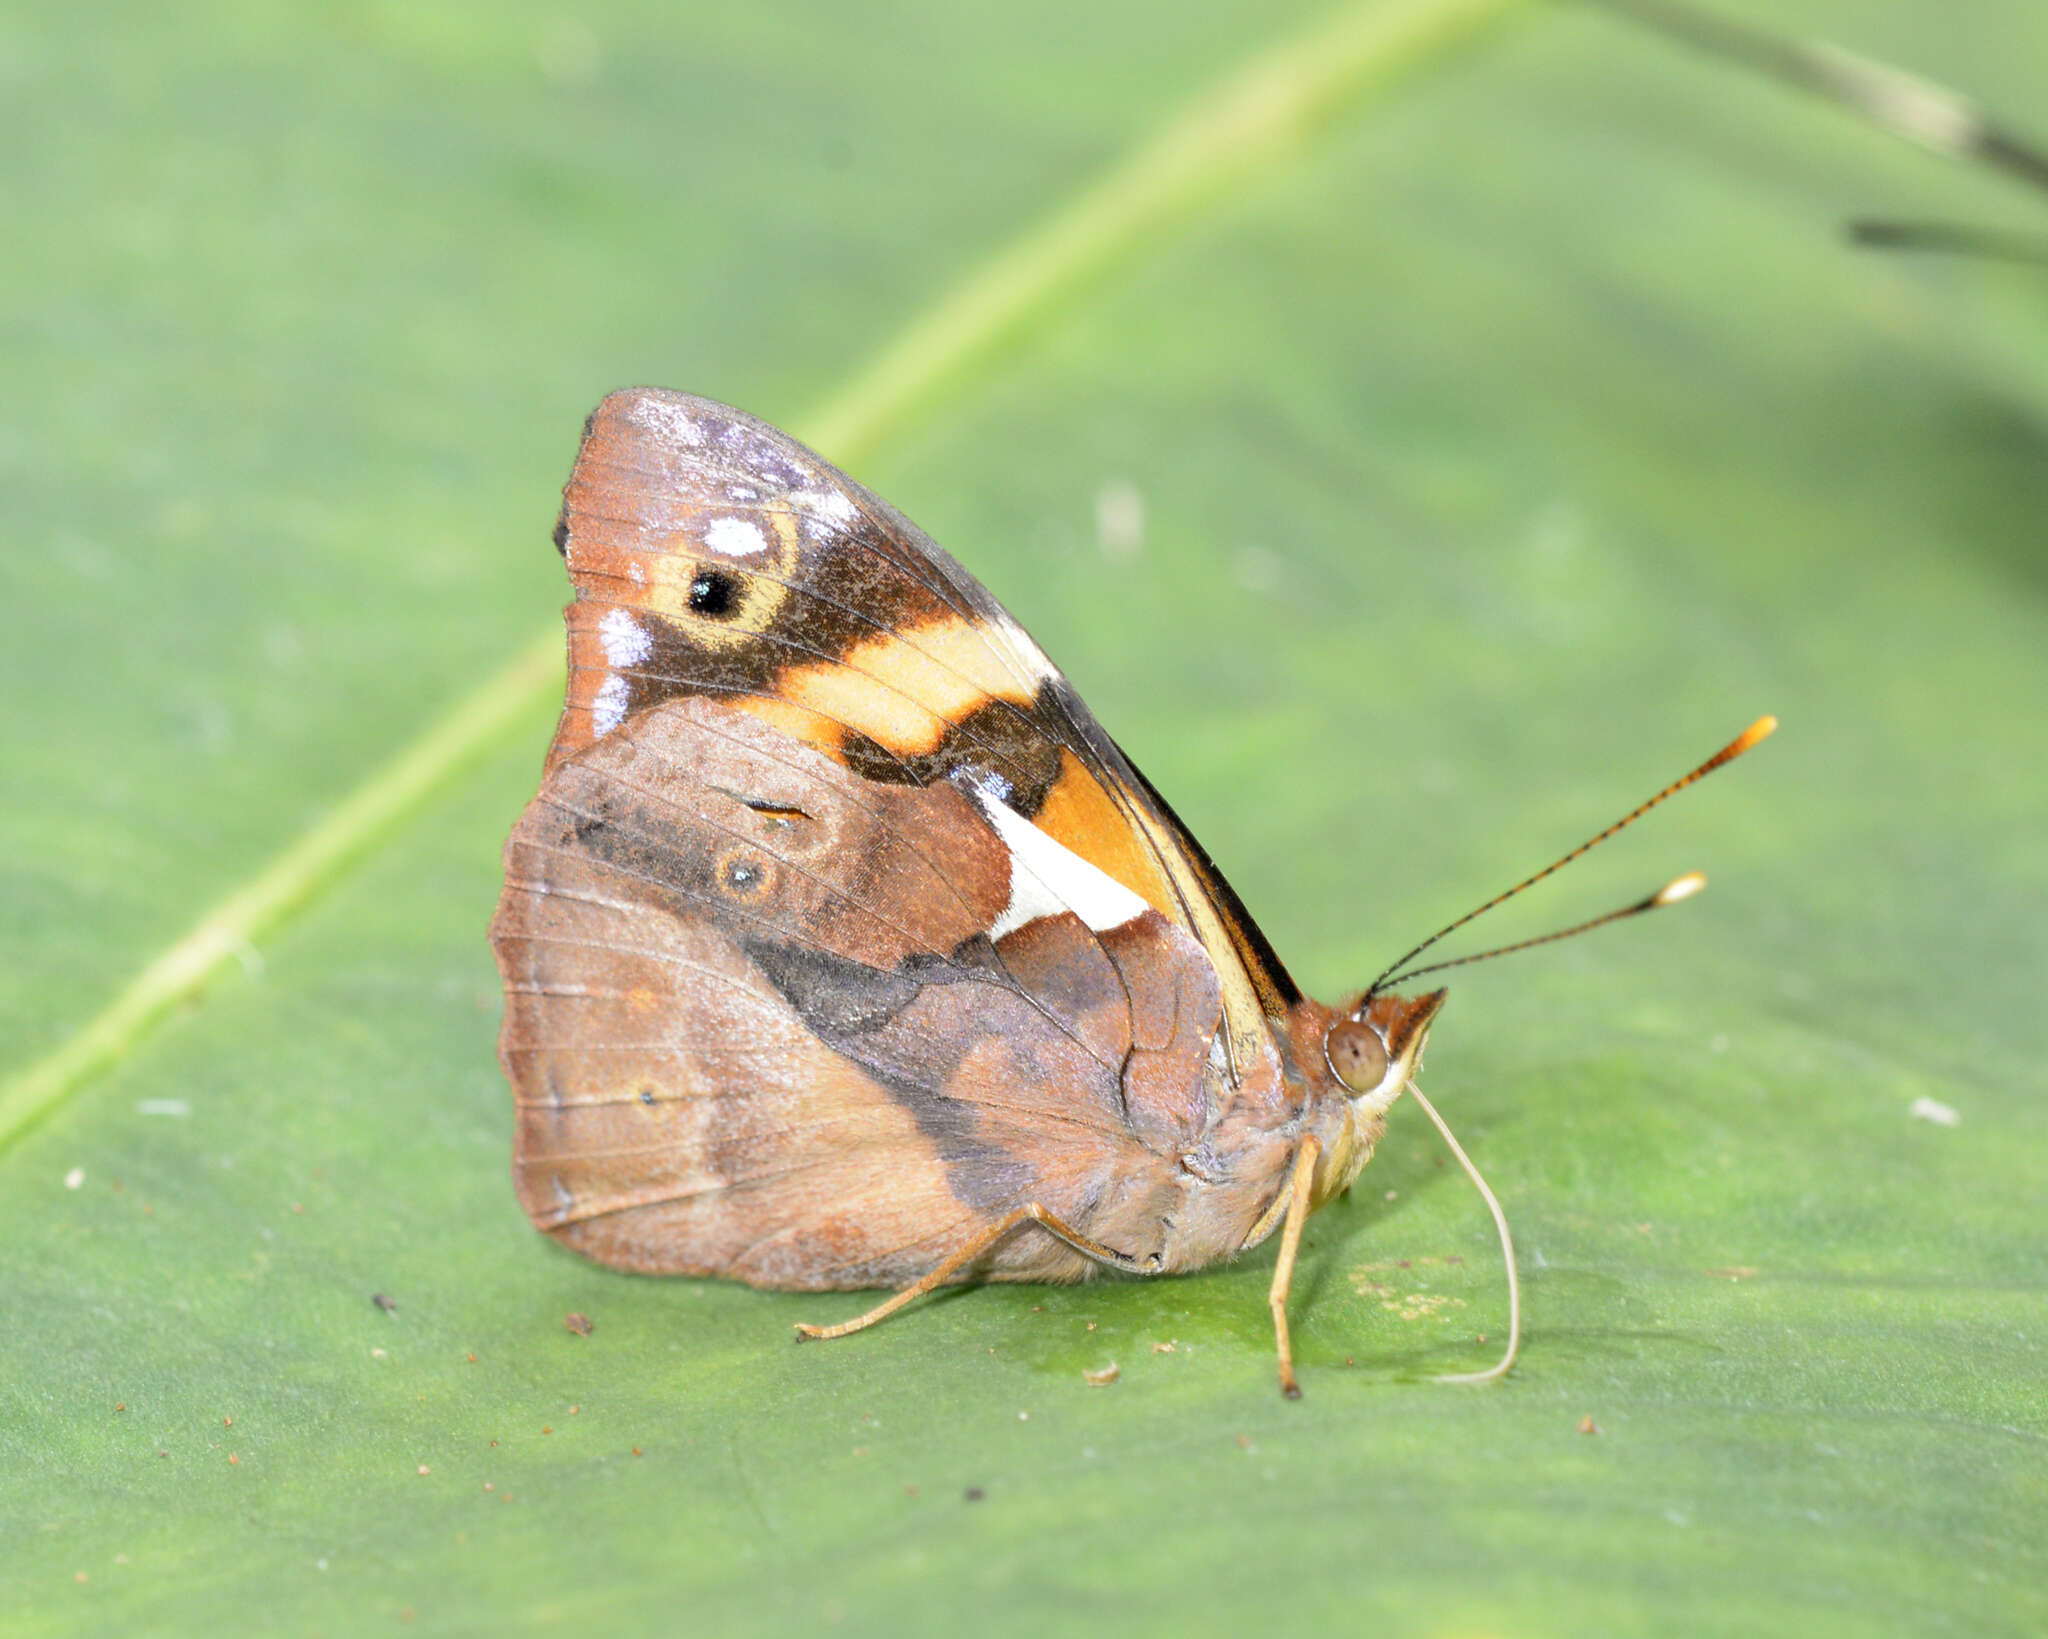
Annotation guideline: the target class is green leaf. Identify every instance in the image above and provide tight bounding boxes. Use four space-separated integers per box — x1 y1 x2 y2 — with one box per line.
4 1 2043 1634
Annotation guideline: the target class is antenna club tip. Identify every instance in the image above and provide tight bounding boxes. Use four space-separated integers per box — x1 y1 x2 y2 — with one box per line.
1732 715 1778 754
1654 871 1708 907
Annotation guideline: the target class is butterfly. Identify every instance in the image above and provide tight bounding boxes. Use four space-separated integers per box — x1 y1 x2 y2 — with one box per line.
489 388 1771 1395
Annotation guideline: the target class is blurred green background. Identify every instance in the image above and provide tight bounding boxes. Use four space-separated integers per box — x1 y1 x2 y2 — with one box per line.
3 1 2044 1633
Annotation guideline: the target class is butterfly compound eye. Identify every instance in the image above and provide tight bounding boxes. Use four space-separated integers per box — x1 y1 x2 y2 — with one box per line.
1325 1018 1390 1095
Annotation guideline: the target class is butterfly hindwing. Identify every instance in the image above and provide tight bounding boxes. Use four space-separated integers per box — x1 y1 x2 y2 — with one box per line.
494 692 1230 1284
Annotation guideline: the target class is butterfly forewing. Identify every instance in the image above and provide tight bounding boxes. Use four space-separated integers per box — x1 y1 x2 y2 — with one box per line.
548 390 1294 1043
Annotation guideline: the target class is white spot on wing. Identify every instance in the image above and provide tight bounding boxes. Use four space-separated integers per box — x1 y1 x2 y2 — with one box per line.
597 607 651 668
800 485 858 524
987 852 1069 940
995 613 1058 684
631 397 705 446
704 517 768 557
965 765 1014 806
591 674 630 737
970 787 1147 940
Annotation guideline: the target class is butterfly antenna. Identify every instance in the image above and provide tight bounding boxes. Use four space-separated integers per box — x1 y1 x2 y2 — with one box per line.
1396 1078 1517 1384
1379 871 1706 991
1363 715 1775 1003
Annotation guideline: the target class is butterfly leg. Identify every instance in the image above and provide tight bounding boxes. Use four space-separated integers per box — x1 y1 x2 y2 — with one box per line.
1267 1135 1324 1400
794 1204 1136 1342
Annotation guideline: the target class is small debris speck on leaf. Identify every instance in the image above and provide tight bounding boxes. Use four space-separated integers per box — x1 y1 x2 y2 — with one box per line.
563 1312 593 1336
1082 1364 1119 1387
372 1293 396 1313
1578 1415 1601 1435
963 1486 985 1503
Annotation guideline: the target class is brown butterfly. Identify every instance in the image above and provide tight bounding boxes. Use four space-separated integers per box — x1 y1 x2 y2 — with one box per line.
490 389 1771 1395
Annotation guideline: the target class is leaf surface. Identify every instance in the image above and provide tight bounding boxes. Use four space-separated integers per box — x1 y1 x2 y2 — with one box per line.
4 2 2044 1634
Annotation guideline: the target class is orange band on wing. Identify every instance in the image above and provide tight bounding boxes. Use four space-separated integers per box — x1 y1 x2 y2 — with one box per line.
776 615 1039 757
1031 750 1178 920
728 696 847 757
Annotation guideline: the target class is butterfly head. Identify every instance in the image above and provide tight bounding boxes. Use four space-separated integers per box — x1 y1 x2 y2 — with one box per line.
1325 988 1445 1114
1305 988 1445 1207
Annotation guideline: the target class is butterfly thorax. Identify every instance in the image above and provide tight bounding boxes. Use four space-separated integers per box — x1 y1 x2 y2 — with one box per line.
1146 992 1421 1268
